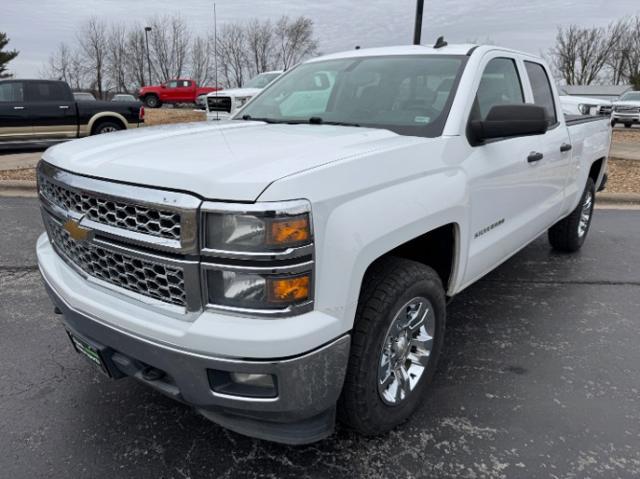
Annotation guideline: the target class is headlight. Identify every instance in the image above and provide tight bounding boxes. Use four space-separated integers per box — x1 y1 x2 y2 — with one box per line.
235 96 251 108
201 200 314 315
204 267 312 312
578 104 592 115
202 200 312 253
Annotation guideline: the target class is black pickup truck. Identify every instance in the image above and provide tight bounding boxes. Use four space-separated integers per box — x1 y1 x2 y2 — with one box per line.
0 79 143 142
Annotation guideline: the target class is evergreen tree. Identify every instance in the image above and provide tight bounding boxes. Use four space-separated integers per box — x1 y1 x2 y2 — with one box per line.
0 32 19 78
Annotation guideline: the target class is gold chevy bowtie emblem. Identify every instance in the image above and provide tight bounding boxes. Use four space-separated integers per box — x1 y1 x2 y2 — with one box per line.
63 218 92 242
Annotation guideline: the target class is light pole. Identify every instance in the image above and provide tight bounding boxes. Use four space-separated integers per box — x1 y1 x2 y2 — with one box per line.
413 0 424 45
144 27 152 86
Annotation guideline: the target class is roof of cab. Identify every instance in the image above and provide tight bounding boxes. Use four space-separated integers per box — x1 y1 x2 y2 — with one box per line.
305 43 541 64
306 44 479 63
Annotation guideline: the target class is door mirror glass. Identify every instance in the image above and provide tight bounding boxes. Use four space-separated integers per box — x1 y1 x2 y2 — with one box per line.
470 104 548 142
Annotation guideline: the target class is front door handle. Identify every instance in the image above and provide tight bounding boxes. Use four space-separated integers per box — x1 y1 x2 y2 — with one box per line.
527 151 544 163
560 143 572 152
13 106 25 110
59 105 69 109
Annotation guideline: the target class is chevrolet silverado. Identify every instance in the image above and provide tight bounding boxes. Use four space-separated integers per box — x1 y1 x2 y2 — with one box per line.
36 44 611 444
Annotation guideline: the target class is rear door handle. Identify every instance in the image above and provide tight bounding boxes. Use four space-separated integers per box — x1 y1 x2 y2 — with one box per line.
13 106 25 110
560 143 572 152
59 105 69 109
527 152 544 163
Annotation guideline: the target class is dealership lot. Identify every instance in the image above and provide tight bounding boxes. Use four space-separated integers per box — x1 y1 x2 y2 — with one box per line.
1 197 638 478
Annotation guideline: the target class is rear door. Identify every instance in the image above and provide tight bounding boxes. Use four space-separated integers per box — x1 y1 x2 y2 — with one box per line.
521 60 572 224
25 81 77 138
175 80 194 102
0 81 31 140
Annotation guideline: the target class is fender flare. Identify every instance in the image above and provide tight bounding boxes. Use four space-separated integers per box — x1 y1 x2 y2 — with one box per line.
87 112 129 135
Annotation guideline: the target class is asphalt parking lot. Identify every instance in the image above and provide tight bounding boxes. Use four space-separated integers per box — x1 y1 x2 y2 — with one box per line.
1 197 639 479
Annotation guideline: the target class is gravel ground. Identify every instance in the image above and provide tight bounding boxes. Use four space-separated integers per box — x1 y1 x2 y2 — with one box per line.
606 159 640 193
612 127 640 143
0 168 36 181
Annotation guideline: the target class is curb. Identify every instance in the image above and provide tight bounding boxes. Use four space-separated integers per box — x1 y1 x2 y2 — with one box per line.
0 180 37 197
597 192 640 205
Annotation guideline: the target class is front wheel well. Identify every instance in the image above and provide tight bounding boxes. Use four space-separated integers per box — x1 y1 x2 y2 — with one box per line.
588 157 605 186
366 223 457 295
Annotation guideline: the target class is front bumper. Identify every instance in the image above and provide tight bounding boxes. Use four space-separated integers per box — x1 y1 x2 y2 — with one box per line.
612 112 640 122
206 111 232 121
38 235 350 444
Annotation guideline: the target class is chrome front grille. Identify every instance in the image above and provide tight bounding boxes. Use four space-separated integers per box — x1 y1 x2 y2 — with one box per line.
207 96 232 113
614 106 640 113
39 173 182 241
38 161 202 314
44 215 187 307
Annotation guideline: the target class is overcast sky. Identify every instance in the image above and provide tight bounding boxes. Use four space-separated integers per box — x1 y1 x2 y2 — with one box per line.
4 0 639 78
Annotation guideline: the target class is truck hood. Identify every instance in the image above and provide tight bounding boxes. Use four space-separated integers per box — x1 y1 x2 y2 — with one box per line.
614 100 640 107
42 121 414 201
206 88 261 98
560 95 611 106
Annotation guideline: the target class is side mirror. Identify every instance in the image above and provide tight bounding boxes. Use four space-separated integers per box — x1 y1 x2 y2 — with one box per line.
161 84 166 89
470 104 548 143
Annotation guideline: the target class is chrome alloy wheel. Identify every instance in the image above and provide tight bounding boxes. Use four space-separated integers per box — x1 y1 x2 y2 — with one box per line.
99 125 118 134
578 189 593 238
378 297 435 406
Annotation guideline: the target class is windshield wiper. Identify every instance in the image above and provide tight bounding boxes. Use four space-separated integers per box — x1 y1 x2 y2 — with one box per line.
308 117 361 127
239 115 286 124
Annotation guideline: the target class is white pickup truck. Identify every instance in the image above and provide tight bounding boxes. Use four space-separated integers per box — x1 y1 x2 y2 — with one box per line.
36 44 611 445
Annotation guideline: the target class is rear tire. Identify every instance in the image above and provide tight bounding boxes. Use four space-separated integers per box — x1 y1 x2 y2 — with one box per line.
92 120 123 135
338 257 446 436
548 177 595 253
144 95 161 108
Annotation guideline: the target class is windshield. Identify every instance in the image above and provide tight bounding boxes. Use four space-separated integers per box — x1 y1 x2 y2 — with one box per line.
244 72 281 89
236 55 467 137
620 92 640 102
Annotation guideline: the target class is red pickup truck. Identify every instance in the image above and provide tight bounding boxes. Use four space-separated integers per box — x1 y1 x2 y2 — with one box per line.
138 79 219 108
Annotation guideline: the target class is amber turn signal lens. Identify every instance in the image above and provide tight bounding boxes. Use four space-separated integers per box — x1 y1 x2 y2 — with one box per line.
268 275 310 304
268 216 310 246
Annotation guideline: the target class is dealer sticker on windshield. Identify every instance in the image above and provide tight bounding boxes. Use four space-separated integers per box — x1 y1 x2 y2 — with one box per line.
414 116 431 123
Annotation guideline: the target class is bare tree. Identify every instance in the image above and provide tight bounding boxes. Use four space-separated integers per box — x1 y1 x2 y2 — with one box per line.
550 20 627 85
77 18 109 98
246 19 275 75
190 34 212 85
107 24 129 93
624 16 640 89
218 23 247 87
148 15 191 82
42 42 86 90
274 16 319 70
125 28 148 88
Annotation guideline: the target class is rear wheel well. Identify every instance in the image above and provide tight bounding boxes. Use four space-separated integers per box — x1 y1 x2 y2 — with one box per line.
366 223 457 295
588 158 605 186
91 117 125 135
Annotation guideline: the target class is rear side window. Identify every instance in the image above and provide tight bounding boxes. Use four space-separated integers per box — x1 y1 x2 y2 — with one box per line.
0 82 24 102
525 61 557 125
473 58 524 120
27 82 71 102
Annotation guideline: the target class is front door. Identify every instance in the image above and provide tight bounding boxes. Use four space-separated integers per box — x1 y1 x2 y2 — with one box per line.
0 81 31 140
25 81 77 139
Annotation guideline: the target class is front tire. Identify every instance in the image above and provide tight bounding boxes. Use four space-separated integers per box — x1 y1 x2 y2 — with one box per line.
624 122 633 128
339 257 446 436
548 177 595 253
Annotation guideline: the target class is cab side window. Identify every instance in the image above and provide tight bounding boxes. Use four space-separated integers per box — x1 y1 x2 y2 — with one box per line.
167 81 178 88
524 61 557 125
0 82 24 102
473 58 524 120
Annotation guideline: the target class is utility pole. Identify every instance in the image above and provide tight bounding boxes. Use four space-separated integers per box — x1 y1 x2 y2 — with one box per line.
144 26 152 86
413 0 424 45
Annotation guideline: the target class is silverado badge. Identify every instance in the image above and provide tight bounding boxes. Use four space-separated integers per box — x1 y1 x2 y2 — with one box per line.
63 218 93 242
